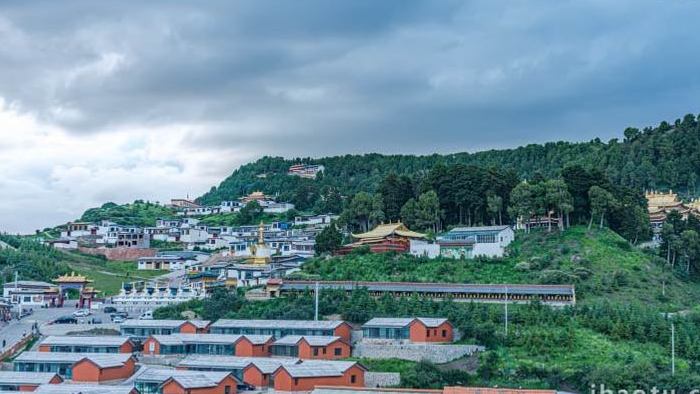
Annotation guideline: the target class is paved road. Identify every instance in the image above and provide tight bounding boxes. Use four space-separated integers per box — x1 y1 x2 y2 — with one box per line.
0 306 111 354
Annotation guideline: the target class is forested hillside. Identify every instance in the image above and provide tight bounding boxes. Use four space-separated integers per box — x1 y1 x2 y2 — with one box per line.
199 113 700 207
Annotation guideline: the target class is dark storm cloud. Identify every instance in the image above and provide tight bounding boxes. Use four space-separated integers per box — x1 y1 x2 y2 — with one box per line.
3 0 700 233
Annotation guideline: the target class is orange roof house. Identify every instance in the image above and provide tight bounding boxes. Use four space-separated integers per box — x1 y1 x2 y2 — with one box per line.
271 336 351 360
272 361 366 392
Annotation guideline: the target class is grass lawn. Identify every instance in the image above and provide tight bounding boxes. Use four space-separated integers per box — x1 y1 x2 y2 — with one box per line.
58 250 169 295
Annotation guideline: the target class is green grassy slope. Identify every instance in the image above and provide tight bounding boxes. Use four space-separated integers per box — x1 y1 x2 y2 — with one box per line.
301 226 694 310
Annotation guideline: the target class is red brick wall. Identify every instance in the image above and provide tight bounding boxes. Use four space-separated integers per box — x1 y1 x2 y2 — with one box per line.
119 341 135 353
142 337 161 355
273 365 365 392
72 357 136 382
409 321 453 343
298 339 351 360
333 323 353 342
242 365 268 388
162 376 238 394
235 338 271 357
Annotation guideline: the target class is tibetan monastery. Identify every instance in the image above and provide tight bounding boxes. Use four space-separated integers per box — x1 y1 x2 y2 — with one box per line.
645 190 700 240
336 222 426 254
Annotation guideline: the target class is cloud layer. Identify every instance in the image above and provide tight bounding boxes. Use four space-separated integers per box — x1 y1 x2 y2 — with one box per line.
1 0 700 232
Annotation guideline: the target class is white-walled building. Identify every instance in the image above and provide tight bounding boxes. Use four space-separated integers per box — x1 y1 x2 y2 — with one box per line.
437 225 515 258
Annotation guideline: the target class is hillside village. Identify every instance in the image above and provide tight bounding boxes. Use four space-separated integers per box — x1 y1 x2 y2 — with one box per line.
4 123 700 394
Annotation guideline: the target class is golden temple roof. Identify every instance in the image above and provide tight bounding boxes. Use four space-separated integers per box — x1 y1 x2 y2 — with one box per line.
54 272 92 283
352 222 426 240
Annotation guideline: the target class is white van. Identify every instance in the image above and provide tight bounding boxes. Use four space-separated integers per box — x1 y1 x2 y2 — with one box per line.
139 310 154 320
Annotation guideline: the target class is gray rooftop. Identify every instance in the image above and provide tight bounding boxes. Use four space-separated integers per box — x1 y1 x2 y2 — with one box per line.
273 335 342 347
0 371 61 385
362 317 448 328
121 319 210 329
40 336 131 347
132 367 236 388
280 281 575 296
278 361 359 378
151 334 271 346
312 388 440 394
447 225 512 233
34 384 134 394
211 319 346 330
178 355 299 374
2 280 55 288
121 319 186 328
14 352 133 368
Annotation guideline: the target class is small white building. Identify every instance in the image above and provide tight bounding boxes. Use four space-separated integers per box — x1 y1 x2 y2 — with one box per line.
294 214 338 227
437 225 515 258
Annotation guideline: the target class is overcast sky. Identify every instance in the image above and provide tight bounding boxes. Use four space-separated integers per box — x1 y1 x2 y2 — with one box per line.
2 1 700 233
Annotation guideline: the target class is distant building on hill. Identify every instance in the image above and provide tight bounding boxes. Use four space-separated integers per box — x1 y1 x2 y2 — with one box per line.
288 164 325 179
436 225 514 258
645 190 700 241
336 222 427 255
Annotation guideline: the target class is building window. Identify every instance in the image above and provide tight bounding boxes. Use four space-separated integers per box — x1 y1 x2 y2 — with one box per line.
313 348 319 356
426 330 430 338
442 330 447 337
351 375 357 384
225 386 231 394
334 348 342 356
294 378 299 386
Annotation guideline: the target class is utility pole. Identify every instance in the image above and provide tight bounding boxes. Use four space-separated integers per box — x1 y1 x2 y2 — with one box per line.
314 281 319 321
671 322 676 376
504 286 509 337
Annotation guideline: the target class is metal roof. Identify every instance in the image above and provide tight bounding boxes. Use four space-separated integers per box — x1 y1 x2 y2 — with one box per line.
133 367 236 388
362 317 447 328
211 319 346 330
273 335 341 347
279 361 359 378
34 384 134 394
312 388 441 394
0 371 61 385
178 355 299 373
447 225 511 233
121 319 186 328
14 352 132 368
121 319 209 329
280 281 575 296
151 334 271 346
40 336 131 347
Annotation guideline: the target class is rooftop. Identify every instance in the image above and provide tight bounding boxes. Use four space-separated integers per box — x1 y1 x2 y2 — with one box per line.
15 352 133 368
273 335 342 347
362 317 448 328
178 355 299 373
279 281 575 296
352 223 426 241
151 334 272 346
211 319 346 330
0 371 62 385
34 384 134 394
446 225 511 233
40 336 131 347
132 367 236 387
120 319 211 328
278 361 360 378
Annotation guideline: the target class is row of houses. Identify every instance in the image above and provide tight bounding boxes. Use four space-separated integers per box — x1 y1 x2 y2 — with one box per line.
117 317 454 345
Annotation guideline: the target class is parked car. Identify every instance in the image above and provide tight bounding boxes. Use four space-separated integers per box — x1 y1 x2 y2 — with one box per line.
72 309 91 317
103 306 117 314
237 383 255 391
112 315 126 324
54 316 78 324
138 310 154 320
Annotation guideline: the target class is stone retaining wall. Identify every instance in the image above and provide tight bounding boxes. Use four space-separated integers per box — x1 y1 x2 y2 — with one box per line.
364 372 401 388
353 343 484 363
